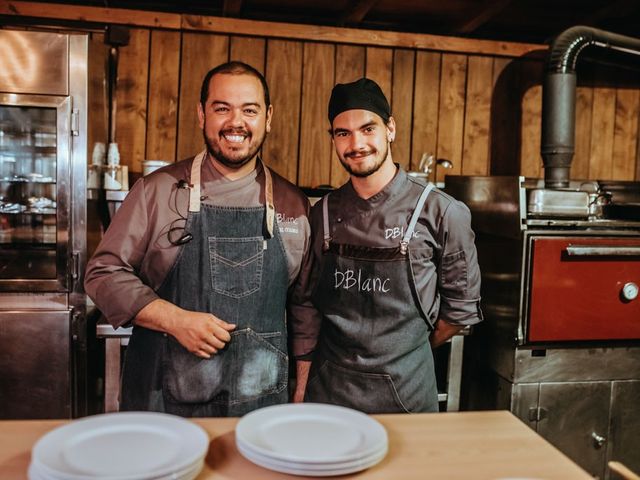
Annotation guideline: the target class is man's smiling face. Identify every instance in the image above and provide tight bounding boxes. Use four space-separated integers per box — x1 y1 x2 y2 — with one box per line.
198 72 272 170
331 109 394 178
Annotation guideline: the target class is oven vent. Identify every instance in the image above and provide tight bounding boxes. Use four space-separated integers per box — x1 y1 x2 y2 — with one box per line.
542 26 640 188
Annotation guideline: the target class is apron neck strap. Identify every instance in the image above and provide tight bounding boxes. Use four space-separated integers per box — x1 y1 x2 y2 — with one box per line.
263 163 276 238
188 151 276 237
322 194 331 251
321 183 433 254
188 150 205 213
401 183 434 254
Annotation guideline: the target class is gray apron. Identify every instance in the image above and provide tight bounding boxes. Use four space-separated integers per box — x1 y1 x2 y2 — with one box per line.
120 152 289 417
305 184 438 413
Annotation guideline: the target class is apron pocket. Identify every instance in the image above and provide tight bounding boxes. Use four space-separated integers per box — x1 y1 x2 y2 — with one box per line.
162 328 287 405
209 236 264 298
235 329 288 403
306 360 411 414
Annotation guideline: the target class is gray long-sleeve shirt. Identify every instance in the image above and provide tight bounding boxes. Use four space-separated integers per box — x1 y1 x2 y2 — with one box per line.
289 167 483 358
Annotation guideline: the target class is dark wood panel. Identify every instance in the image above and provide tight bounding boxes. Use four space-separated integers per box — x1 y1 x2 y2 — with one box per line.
86 32 108 259
490 57 521 176
391 49 415 172
612 88 640 181
335 44 366 85
87 32 108 164
573 75 594 180
263 39 302 183
176 32 229 161
331 45 366 187
230 36 266 72
519 60 544 179
520 82 542 178
34 18 640 185
411 51 441 176
589 71 616 180
115 28 150 173
462 55 492 176
298 42 335 187
436 53 467 183
366 47 393 103
146 30 180 163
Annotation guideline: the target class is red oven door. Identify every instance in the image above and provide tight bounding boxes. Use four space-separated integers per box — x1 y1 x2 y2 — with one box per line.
528 236 640 342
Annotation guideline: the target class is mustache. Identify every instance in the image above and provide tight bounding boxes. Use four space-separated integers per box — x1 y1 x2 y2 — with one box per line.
344 149 375 159
220 128 250 136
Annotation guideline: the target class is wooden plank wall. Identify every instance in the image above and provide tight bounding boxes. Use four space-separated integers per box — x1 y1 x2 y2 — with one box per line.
88 29 640 186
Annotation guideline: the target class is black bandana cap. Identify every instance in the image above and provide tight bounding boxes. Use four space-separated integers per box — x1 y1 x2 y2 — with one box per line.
328 78 391 124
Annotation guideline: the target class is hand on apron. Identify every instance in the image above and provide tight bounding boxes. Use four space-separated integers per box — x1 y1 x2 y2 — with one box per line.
169 309 236 358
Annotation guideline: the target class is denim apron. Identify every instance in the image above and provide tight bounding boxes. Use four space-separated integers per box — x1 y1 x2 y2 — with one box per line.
305 183 438 413
120 151 289 417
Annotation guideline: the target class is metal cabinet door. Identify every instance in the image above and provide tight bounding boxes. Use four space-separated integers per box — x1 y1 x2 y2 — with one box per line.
0 311 71 419
537 381 611 479
0 94 72 292
509 382 540 430
609 380 640 476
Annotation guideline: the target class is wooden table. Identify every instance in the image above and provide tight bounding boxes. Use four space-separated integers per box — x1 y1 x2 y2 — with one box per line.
0 410 591 479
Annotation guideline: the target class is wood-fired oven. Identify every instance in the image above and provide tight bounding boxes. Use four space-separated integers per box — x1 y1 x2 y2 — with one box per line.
446 175 640 479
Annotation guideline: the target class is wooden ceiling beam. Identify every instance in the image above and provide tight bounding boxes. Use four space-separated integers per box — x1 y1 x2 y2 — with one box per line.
0 1 544 57
451 0 511 34
222 0 242 17
339 0 380 26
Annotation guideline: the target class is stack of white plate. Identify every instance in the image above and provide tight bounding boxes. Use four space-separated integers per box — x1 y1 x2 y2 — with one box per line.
236 403 388 476
28 412 209 480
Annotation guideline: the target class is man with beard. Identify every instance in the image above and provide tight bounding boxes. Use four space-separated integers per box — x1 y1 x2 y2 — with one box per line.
85 62 312 417
291 78 482 413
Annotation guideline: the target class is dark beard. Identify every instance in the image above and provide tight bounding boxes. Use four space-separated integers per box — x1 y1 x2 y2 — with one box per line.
340 143 389 178
203 129 265 170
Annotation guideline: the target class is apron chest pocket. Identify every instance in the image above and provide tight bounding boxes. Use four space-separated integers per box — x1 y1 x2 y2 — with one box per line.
209 236 264 298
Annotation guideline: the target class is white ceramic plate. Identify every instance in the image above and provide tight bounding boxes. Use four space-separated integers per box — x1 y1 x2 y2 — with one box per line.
235 403 388 464
237 437 387 470
31 412 208 480
237 441 387 477
29 459 204 480
237 440 387 472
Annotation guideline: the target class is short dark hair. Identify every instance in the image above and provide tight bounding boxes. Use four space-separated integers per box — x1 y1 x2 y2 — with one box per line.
199 61 270 109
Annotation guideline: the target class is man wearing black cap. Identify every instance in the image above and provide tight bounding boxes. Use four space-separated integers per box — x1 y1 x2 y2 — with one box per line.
290 78 482 413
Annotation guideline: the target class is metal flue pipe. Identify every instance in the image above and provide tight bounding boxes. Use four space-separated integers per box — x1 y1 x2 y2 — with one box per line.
542 26 640 188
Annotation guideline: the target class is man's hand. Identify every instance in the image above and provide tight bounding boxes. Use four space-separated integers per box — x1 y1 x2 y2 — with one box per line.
134 299 236 358
170 310 236 358
430 319 464 348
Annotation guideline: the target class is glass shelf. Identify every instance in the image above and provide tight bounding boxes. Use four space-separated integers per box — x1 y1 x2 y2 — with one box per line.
0 242 56 248
0 178 56 184
0 210 56 215
0 146 56 154
0 98 66 284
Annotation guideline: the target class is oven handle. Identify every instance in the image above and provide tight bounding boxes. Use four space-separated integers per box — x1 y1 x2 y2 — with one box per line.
566 244 640 256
